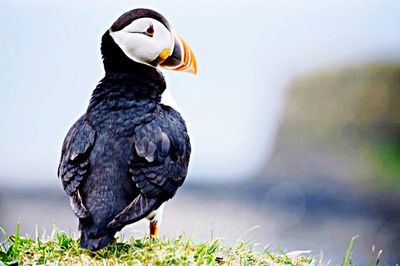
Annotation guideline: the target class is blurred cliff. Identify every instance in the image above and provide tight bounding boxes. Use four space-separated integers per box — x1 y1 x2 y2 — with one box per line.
262 63 400 190
251 62 400 262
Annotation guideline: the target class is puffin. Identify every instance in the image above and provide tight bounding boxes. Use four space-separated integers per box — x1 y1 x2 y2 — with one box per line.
57 8 196 251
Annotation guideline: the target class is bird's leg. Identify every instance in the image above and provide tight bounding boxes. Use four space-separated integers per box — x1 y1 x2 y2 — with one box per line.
149 221 158 238
146 203 165 239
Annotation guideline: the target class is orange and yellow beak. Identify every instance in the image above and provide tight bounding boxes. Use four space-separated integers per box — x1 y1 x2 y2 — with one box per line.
159 35 197 75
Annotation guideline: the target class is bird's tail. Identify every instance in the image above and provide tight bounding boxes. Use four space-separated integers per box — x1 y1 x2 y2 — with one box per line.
107 195 163 229
80 230 115 251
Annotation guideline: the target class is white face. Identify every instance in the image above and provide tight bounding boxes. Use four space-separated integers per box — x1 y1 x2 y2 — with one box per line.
110 18 174 65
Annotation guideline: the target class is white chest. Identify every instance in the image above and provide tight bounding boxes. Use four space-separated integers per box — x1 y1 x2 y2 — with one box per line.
161 88 181 112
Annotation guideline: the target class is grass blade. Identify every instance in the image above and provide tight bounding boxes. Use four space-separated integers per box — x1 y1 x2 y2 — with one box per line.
367 246 375 266
375 249 382 266
342 235 358 266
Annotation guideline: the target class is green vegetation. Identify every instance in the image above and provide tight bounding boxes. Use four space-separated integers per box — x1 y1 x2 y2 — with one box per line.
0 226 385 265
263 62 400 190
369 139 400 187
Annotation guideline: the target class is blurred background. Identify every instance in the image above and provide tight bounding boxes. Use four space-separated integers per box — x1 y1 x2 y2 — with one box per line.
1 0 400 264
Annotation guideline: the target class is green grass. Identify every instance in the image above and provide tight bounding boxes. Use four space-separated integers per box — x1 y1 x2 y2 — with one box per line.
0 226 384 265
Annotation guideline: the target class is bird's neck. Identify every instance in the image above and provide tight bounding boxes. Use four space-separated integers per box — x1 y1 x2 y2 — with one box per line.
85 31 168 132
85 72 166 134
94 31 167 103
96 30 168 100
87 72 165 111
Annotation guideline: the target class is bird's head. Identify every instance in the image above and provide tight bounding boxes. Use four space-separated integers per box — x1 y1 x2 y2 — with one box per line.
101 8 197 75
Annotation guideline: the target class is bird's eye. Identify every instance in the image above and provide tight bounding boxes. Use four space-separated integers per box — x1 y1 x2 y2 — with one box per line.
145 25 154 37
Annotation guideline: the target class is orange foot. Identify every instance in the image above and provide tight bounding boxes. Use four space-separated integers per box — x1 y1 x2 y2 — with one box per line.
149 221 158 238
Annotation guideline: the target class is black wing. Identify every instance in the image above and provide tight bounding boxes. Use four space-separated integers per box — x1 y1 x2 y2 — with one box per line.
131 114 190 198
58 116 96 218
108 107 190 228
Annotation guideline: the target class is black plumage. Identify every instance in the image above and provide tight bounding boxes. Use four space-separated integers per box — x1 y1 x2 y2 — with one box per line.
58 9 191 251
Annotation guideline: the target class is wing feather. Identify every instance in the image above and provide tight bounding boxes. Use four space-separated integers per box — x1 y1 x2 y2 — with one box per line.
58 116 96 218
107 107 191 229
131 108 190 198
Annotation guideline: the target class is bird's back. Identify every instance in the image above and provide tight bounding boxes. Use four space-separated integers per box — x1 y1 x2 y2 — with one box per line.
76 88 190 250
79 129 139 242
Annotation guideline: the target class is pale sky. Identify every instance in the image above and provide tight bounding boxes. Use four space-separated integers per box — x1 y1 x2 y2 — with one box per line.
1 0 400 185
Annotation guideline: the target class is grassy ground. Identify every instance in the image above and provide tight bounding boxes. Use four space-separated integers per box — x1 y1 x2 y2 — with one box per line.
0 226 383 265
